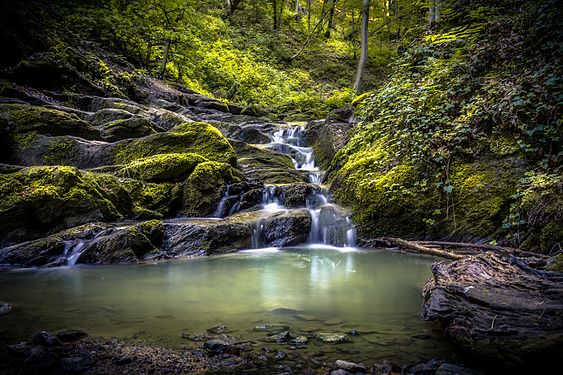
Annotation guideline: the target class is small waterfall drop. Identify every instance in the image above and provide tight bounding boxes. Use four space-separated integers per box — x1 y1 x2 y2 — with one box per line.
63 240 86 266
252 124 356 248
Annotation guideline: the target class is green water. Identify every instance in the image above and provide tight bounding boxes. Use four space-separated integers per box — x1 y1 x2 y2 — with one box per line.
0 247 456 364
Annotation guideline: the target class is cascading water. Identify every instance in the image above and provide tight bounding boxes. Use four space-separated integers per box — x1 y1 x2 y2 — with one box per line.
63 239 86 266
252 124 356 248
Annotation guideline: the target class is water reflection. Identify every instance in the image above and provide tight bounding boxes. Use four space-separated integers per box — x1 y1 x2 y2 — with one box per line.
0 249 455 365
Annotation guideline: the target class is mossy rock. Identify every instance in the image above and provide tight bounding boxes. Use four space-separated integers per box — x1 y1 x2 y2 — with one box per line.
5 134 112 168
88 108 134 126
112 122 237 166
0 166 133 244
182 161 243 217
78 221 164 264
230 139 306 184
117 153 207 182
0 103 100 140
100 116 158 141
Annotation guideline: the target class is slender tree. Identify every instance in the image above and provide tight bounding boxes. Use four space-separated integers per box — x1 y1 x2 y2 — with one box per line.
353 0 370 91
325 0 338 38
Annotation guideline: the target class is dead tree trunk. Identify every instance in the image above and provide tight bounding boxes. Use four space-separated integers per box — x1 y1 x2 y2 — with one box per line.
353 0 370 91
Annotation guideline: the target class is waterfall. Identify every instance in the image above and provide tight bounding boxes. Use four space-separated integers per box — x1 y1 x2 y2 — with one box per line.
63 240 86 266
251 124 356 248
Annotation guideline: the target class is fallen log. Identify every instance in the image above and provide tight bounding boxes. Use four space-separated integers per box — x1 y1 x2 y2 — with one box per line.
415 240 548 259
423 253 563 366
376 237 464 260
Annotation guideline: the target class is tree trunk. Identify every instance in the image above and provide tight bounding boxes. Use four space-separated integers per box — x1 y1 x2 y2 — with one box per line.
325 0 337 38
160 39 171 79
273 0 278 30
429 0 441 26
306 0 311 32
353 0 370 91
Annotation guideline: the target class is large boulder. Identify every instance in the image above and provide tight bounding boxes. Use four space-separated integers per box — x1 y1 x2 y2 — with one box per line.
257 209 312 247
231 139 306 184
0 166 132 245
77 220 164 264
116 153 207 182
111 122 237 166
181 161 243 217
99 116 159 141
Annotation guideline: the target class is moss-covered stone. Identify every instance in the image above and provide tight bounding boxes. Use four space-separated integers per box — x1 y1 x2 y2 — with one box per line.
182 161 243 217
117 153 207 181
112 122 236 166
0 166 132 244
100 116 158 141
0 103 100 139
230 139 306 184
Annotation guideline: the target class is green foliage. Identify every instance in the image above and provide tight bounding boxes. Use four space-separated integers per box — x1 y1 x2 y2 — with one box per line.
330 0 562 249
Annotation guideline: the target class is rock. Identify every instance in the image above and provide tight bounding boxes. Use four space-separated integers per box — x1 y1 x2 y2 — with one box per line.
435 363 484 375
304 117 353 171
61 350 95 372
181 161 243 216
114 354 132 365
402 359 444 375
269 331 292 342
315 333 350 344
88 108 134 126
271 307 304 315
335 359 368 373
230 139 307 184
260 209 312 247
207 324 228 334
294 314 318 321
0 103 101 140
0 302 13 315
423 253 563 363
252 324 290 333
32 331 60 346
116 153 207 182
0 223 109 266
100 116 158 141
78 221 164 264
203 339 239 355
25 345 55 365
371 360 400 375
163 217 252 256
330 370 351 375
289 336 308 346
111 121 237 166
56 329 87 343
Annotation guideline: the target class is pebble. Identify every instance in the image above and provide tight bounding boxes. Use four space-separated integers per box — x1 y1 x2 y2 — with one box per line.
335 359 368 373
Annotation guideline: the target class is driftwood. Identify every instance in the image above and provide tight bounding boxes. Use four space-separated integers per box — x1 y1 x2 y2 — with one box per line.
376 237 464 260
415 240 548 259
375 237 549 263
423 253 563 365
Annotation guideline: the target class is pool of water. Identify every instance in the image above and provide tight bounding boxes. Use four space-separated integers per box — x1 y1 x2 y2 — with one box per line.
0 247 456 365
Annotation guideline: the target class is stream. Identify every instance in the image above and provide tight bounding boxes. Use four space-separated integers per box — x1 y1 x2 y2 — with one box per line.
0 123 458 367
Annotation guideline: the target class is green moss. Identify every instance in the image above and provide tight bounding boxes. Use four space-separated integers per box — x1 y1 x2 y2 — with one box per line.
117 153 207 181
43 138 79 165
182 161 243 216
112 122 236 166
450 159 520 238
10 131 39 151
0 103 97 137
